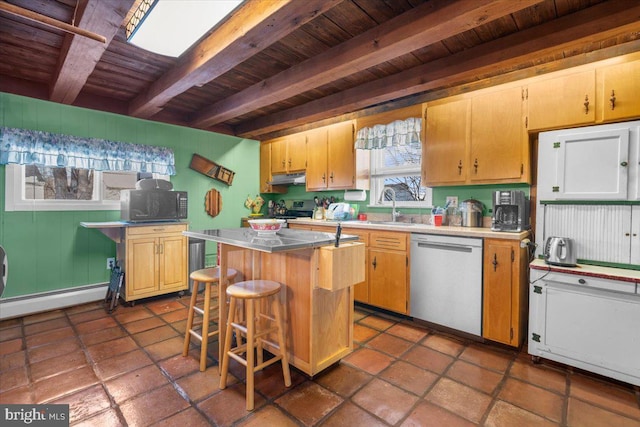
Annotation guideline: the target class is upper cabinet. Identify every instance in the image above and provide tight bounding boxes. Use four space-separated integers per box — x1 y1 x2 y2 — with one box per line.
306 121 358 191
270 133 306 174
259 143 286 194
527 70 596 131
598 60 640 123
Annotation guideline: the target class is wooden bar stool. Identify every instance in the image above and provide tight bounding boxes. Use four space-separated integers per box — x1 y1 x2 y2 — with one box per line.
219 280 291 411
183 266 238 372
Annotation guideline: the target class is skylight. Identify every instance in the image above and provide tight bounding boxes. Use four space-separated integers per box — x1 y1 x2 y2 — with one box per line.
126 0 243 57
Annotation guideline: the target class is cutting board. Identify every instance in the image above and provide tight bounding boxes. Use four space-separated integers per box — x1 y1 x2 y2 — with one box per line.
205 188 222 217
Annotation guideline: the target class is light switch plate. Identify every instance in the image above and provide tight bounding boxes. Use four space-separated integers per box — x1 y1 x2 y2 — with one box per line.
446 196 458 207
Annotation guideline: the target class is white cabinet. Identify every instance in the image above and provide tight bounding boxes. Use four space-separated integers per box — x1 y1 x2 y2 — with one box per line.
529 267 640 386
537 121 640 201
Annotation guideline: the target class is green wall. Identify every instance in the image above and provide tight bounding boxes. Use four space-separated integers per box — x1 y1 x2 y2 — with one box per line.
0 92 259 299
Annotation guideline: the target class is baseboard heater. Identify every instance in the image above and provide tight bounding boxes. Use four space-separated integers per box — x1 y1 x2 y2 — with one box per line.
0 283 108 320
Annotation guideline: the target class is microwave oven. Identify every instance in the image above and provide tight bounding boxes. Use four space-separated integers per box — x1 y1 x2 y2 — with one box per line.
121 189 188 222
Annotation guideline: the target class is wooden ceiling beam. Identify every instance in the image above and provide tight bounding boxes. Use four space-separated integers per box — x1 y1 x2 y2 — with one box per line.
236 0 640 139
50 0 134 104
191 0 543 128
128 0 341 119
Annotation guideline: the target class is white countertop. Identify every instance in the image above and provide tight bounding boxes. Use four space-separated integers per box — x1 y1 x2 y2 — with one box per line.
288 218 529 240
530 258 640 283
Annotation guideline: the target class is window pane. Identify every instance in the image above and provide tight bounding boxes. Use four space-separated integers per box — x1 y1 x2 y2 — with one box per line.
102 171 138 200
24 165 95 200
382 176 427 202
381 144 421 168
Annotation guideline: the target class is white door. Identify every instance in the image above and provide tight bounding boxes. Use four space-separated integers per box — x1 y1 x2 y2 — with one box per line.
555 127 630 200
631 206 640 264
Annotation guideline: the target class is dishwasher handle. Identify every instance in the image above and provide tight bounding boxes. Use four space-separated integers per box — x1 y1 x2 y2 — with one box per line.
416 241 473 253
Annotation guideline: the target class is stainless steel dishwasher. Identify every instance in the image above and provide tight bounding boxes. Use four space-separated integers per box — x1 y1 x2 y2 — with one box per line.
410 234 483 336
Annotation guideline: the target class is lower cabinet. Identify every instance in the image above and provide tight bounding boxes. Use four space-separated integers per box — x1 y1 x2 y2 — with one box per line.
121 224 188 302
368 231 409 314
482 238 528 346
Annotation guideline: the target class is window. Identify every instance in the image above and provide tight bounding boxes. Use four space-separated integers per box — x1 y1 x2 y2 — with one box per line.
369 144 432 208
5 164 167 211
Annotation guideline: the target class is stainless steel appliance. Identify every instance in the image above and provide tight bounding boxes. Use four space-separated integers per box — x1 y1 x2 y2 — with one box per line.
543 236 577 266
410 234 483 336
491 190 530 232
272 200 314 219
121 189 188 222
459 199 484 227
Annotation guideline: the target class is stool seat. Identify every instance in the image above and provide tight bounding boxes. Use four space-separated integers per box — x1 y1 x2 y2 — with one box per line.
220 279 291 411
183 266 237 372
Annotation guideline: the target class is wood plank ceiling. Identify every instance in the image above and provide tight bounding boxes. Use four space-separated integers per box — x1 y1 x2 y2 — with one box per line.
0 0 639 141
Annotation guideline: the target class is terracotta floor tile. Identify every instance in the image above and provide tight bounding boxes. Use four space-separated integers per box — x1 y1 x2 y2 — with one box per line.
446 360 505 395
0 350 26 371
386 322 429 342
568 397 640 427
426 378 493 423
114 306 154 324
199 382 266 426
422 333 467 357
23 317 70 335
176 368 224 403
236 405 301 427
0 326 22 342
75 317 118 335
144 336 185 361
63 302 102 316
353 323 379 343
86 336 138 362
402 345 454 374
359 315 396 331
93 349 153 381
0 338 23 356
367 332 413 357
33 365 98 403
343 347 394 375
314 363 372 397
153 407 212 427
68 308 109 325
275 382 343 426
509 358 568 393
160 307 189 324
133 325 179 347
51 384 111 424
30 350 88 382
28 337 80 363
498 378 564 422
0 365 28 392
459 344 514 373
79 326 127 347
72 409 124 427
569 373 640 420
105 364 170 404
254 362 305 400
485 400 559 427
352 378 418 425
401 401 476 427
25 326 75 348
379 360 439 396
0 318 22 330
147 299 185 315
353 308 369 321
122 316 165 334
0 386 34 404
158 354 201 380
321 401 389 427
119 384 189 426
22 309 65 325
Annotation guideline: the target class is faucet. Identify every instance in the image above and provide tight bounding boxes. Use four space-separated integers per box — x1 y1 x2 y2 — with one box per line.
380 187 401 222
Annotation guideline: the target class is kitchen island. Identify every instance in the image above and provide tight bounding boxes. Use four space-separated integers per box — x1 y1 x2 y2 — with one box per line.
183 227 364 377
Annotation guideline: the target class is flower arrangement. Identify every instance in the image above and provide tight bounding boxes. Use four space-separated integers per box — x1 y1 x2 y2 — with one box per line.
244 194 265 215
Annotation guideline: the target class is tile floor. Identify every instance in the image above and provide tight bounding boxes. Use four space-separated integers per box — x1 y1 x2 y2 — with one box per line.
1 294 639 426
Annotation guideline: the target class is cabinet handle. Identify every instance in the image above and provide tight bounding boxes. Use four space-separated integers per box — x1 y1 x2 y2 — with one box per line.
372 256 377 270
330 172 334 183
281 160 285 168
474 158 478 174
288 158 292 167
492 253 498 271
322 173 326 183
159 244 163 254
458 160 463 175
621 161 628 167
609 90 616 110
583 95 589 114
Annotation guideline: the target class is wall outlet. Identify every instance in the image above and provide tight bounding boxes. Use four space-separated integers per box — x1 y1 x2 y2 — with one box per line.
107 257 115 270
446 196 458 207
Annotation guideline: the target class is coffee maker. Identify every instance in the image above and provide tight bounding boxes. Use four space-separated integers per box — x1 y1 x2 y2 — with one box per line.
491 190 530 232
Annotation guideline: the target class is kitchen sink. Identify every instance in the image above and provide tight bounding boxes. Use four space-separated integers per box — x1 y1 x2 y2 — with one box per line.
342 220 418 227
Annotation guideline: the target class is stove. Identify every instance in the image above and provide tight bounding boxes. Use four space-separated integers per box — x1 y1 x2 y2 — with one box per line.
273 200 314 219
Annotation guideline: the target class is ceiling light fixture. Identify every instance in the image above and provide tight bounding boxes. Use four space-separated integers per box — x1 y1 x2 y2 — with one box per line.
125 0 243 57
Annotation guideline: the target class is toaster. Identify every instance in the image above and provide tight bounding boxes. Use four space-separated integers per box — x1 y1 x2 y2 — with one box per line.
544 237 577 267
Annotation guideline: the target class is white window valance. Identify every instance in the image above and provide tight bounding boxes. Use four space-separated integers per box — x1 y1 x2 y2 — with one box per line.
354 117 422 150
0 126 176 175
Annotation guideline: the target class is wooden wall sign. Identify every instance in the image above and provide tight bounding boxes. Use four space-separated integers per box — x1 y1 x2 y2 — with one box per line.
189 153 235 185
205 188 222 217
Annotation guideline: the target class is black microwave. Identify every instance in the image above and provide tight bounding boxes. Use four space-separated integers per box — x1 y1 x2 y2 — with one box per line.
121 189 188 222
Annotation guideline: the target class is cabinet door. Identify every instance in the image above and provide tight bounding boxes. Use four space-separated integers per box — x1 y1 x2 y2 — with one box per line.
327 121 355 189
126 237 159 298
260 143 286 194
159 234 187 291
270 138 287 174
470 87 525 182
305 128 328 191
423 99 470 185
346 229 369 303
369 248 407 314
288 133 307 172
483 239 515 345
528 70 596 131
600 60 640 122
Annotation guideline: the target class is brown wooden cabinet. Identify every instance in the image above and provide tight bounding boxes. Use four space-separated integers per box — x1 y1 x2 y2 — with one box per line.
368 231 409 314
306 121 357 191
598 59 640 123
482 238 528 347
270 133 306 174
122 224 188 302
259 142 286 194
527 70 596 131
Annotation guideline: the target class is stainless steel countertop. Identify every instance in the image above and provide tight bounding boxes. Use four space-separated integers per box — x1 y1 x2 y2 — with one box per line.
183 228 358 253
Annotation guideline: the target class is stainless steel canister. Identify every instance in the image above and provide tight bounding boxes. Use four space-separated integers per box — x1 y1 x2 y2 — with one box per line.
459 199 484 227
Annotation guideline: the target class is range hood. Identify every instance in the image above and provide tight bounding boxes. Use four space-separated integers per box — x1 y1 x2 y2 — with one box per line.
268 172 306 185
